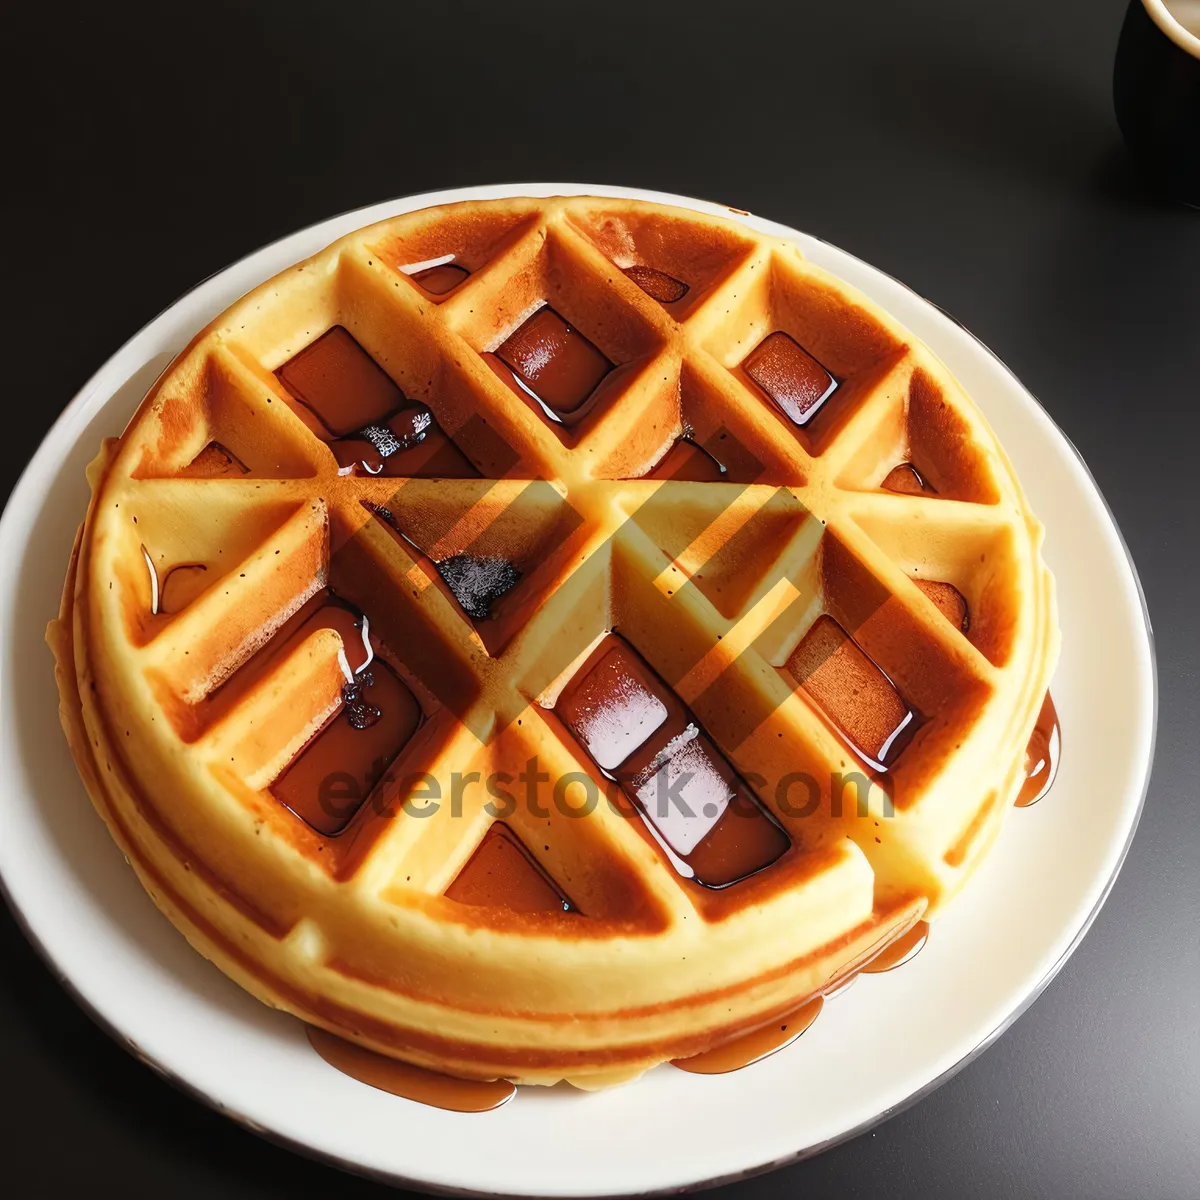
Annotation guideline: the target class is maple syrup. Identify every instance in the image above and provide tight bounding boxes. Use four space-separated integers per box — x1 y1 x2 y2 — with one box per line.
494 307 612 417
862 919 930 972
646 437 727 482
1016 691 1060 807
671 997 824 1074
310 678 1065 1098
277 325 404 436
446 824 575 913
914 579 970 632
623 264 689 304
307 1027 515 1112
743 331 838 426
276 326 478 477
412 262 470 295
556 635 789 887
267 598 422 836
881 462 936 495
787 615 921 770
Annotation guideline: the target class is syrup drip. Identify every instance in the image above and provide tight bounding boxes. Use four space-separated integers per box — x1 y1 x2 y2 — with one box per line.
307 1027 516 1112
822 973 859 1001
667 693 1064 1077
1015 691 1060 807
308 695 1065 1098
671 917 930 1076
671 997 824 1074
862 920 930 972
309 913 936 1104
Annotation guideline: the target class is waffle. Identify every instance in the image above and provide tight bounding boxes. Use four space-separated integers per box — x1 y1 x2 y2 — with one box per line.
49 195 1058 1088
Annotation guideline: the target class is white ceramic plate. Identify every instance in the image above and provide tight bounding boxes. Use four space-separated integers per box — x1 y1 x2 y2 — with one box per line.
0 184 1155 1196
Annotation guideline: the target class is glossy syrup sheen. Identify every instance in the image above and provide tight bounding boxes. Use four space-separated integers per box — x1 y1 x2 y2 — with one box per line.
277 325 403 436
743 331 838 426
1016 691 1060 807
495 307 612 416
267 600 423 836
312 678 1061 1099
787 615 920 770
329 402 479 479
310 677 1063 1100
555 635 789 888
302 677 1063 1096
307 1027 515 1112
671 996 825 1074
667 694 1063 1078
276 325 478 477
862 920 930 972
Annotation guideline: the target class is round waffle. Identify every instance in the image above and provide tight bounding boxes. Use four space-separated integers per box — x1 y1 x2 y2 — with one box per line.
49 195 1059 1088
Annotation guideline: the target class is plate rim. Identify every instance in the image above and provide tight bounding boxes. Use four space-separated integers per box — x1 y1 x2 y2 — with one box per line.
0 182 1157 1197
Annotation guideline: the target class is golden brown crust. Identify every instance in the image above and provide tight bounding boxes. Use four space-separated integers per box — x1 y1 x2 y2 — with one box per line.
51 196 1058 1085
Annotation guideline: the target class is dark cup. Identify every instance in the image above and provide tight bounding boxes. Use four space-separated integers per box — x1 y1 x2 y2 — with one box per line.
1114 0 1200 205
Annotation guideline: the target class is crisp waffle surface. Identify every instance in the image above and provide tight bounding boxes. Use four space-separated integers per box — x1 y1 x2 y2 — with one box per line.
51 196 1058 1087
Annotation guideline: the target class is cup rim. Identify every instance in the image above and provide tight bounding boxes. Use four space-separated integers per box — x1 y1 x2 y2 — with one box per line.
1143 0 1200 58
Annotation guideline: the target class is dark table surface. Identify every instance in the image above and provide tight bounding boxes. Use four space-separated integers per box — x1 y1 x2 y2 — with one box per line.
3 1 1197 1196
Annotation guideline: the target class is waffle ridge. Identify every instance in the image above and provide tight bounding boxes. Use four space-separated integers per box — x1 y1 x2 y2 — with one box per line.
51 196 1058 1087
